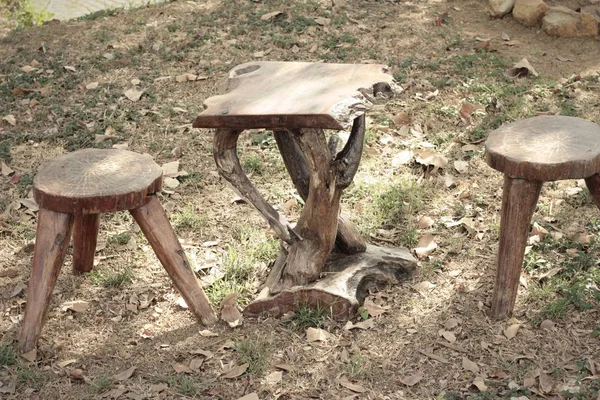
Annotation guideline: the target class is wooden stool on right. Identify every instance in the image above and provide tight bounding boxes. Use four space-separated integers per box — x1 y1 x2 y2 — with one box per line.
485 115 600 319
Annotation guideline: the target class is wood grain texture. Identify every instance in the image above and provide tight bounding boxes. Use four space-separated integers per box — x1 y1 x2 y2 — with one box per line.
273 116 367 255
491 177 542 319
72 213 100 273
130 196 217 326
193 61 397 130
246 245 416 319
19 209 74 353
34 149 163 214
486 116 600 181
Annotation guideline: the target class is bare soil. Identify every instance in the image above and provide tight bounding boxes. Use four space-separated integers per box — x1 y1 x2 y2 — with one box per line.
1 0 600 399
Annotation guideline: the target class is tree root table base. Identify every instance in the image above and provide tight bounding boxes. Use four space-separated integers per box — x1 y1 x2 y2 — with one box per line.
245 245 417 319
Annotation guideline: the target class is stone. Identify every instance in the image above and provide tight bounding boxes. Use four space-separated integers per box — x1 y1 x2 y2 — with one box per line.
513 0 549 26
580 5 600 22
542 6 599 37
489 0 516 17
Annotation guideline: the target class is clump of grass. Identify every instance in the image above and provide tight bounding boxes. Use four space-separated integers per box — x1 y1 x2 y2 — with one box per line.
242 153 264 175
172 205 209 231
285 303 331 332
16 367 48 390
232 337 270 375
0 344 18 366
86 373 112 394
345 352 375 381
90 265 134 288
108 232 131 246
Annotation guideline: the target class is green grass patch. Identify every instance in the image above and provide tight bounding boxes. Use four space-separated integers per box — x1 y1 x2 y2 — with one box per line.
0 343 18 367
90 265 134 288
285 303 331 332
172 205 209 232
232 337 270 375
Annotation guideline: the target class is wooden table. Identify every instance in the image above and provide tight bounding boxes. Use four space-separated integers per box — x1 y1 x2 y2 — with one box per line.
193 61 417 317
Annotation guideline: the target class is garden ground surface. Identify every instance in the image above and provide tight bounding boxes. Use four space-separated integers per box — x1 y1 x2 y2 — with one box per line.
1 0 600 399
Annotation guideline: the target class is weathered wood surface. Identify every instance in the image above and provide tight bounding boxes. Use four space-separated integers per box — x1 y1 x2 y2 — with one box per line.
130 196 217 326
486 116 600 181
72 213 100 273
491 177 542 319
19 209 74 353
193 61 398 130
585 173 600 210
273 125 367 255
245 245 417 319
34 149 163 214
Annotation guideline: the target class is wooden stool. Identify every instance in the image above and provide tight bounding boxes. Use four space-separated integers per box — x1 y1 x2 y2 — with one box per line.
485 115 600 319
19 149 216 353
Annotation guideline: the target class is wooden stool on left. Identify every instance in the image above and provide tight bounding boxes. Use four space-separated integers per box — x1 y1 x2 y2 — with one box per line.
19 149 216 353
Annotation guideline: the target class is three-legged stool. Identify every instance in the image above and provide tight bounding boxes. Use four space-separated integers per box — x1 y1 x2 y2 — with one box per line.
19 149 216 353
485 115 600 319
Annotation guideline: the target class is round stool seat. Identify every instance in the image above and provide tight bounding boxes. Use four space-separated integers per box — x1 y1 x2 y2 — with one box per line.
485 115 600 181
33 149 163 214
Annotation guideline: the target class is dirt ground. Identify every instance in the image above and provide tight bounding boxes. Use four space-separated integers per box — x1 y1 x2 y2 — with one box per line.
1 0 600 399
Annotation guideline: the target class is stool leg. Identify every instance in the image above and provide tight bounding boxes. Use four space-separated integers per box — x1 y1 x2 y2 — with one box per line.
72 214 100 274
585 173 600 210
19 208 74 353
491 176 542 319
130 196 217 325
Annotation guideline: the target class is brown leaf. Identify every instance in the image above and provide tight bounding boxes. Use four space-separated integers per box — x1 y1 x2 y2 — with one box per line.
363 298 387 317
237 394 259 400
391 149 414 168
501 32 510 41
414 234 437 258
86 82 99 90
57 359 77 368
124 88 144 102
557 56 573 62
21 349 37 362
0 161 14 176
21 65 37 73
306 327 330 342
399 371 424 386
61 300 89 313
444 318 459 330
414 149 448 169
261 11 283 21
462 357 479 374
172 362 193 374
413 280 436 293
114 366 136 381
504 324 520 339
199 329 218 337
393 111 412 126
263 371 283 385
472 376 487 391
454 160 469 174
540 320 554 330
418 216 435 229
11 283 27 297
222 363 248 379
190 349 214 359
339 376 366 393
441 331 456 343
505 58 538 78
418 349 449 363
474 40 490 50
344 319 374 330
3 115 16 126
221 304 243 328
539 372 554 393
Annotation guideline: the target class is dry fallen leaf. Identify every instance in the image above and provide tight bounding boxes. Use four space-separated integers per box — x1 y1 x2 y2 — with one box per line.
3 115 16 126
172 362 193 374
472 376 488 391
1 161 14 176
444 318 459 330
21 65 37 72
399 371 424 386
363 298 387 317
124 88 144 102
64 65 76 72
454 160 469 174
339 376 367 393
505 58 538 78
222 363 249 379
391 149 414 168
540 320 554 330
61 300 90 313
199 329 219 337
57 359 77 368
306 327 330 342
539 372 554 393
21 349 37 362
501 32 510 41
413 281 436 293
414 149 448 169
11 283 26 297
441 330 456 343
86 82 99 90
344 319 374 330
261 11 283 21
263 370 283 385
418 216 435 229
236 394 259 400
114 366 136 381
414 234 437 258
504 324 520 340
462 357 480 374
